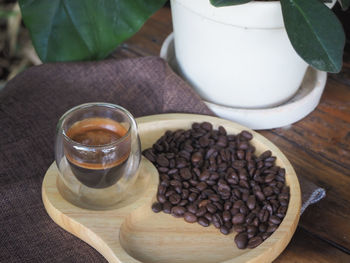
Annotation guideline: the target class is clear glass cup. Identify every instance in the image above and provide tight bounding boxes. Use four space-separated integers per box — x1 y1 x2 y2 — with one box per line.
55 103 141 210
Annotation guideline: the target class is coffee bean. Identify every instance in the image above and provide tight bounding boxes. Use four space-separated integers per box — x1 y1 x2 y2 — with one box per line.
269 215 281 225
247 226 257 235
261 232 272 240
247 236 263 248
157 194 166 204
223 211 231 222
235 232 248 249
165 190 175 198
232 213 245 225
180 168 192 180
259 150 272 161
152 202 162 213
197 182 208 191
204 213 213 222
179 200 188 207
198 217 210 227
267 224 278 233
233 225 246 233
259 223 268 233
201 122 213 131
209 194 220 202
147 122 290 251
188 193 197 202
169 194 181 205
247 195 256 210
255 191 265 201
220 226 230 235
184 212 197 223
207 204 217 214
163 202 172 214
196 207 207 217
171 206 185 218
191 152 203 164
241 131 253 141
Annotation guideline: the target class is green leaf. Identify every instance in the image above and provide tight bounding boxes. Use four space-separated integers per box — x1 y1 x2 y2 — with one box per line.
18 0 166 62
281 0 345 73
210 0 252 7
338 0 350 10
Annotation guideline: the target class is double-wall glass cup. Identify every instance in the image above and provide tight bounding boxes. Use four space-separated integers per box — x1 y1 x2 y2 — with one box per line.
55 103 141 210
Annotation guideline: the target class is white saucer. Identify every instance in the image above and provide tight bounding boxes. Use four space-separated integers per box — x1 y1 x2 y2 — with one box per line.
160 33 327 130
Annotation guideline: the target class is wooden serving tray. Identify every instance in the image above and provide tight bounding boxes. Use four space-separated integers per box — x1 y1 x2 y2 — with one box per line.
42 114 301 263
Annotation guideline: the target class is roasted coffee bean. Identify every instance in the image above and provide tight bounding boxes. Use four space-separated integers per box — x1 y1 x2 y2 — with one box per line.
204 213 213 222
201 122 213 131
223 211 231 222
259 150 272 161
156 155 169 167
187 204 198 214
239 205 249 215
165 190 175 198
197 182 208 191
191 152 203 164
207 204 217 214
163 201 172 214
188 193 197 202
146 122 290 251
184 212 197 223
255 191 265 201
158 164 168 171
224 201 232 211
269 215 281 225
233 225 246 233
157 194 166 204
232 213 245 225
261 232 272 240
220 226 230 235
247 226 257 235
233 200 244 209
199 199 211 208
179 200 188 207
235 232 248 249
247 236 263 248
247 195 256 210
196 207 207 217
198 217 210 227
240 131 253 141
209 194 220 202
213 202 224 211
259 223 268 233
169 194 181 205
152 202 162 213
180 168 192 180
171 206 185 218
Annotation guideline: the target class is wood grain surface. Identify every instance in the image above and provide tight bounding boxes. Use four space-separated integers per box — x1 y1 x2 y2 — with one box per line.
110 6 350 262
43 114 301 263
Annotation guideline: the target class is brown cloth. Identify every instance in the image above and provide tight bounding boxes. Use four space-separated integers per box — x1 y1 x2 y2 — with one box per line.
0 57 324 263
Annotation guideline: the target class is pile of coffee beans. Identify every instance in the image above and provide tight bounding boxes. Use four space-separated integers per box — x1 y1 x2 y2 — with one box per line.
143 122 290 249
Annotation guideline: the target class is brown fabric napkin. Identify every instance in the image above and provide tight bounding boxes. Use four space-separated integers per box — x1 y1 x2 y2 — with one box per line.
0 57 324 263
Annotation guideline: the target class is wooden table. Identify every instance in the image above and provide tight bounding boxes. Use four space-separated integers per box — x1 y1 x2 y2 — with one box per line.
112 7 350 262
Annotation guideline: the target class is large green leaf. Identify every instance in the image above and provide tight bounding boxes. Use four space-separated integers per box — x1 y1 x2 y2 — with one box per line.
338 0 350 10
18 0 166 62
281 0 345 73
210 0 252 7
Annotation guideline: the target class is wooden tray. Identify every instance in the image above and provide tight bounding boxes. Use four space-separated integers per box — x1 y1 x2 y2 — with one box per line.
42 114 301 263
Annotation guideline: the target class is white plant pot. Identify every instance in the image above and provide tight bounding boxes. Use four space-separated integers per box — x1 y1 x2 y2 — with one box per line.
170 0 331 109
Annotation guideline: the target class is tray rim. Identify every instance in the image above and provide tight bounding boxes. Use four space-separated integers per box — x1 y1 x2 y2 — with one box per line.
42 113 301 263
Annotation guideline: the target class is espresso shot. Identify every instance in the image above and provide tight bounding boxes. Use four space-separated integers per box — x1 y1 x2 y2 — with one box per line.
64 117 131 189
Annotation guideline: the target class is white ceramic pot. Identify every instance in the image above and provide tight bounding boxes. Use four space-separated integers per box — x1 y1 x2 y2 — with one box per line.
170 0 332 109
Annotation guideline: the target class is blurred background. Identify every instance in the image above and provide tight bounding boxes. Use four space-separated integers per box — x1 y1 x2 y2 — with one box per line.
0 0 349 90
